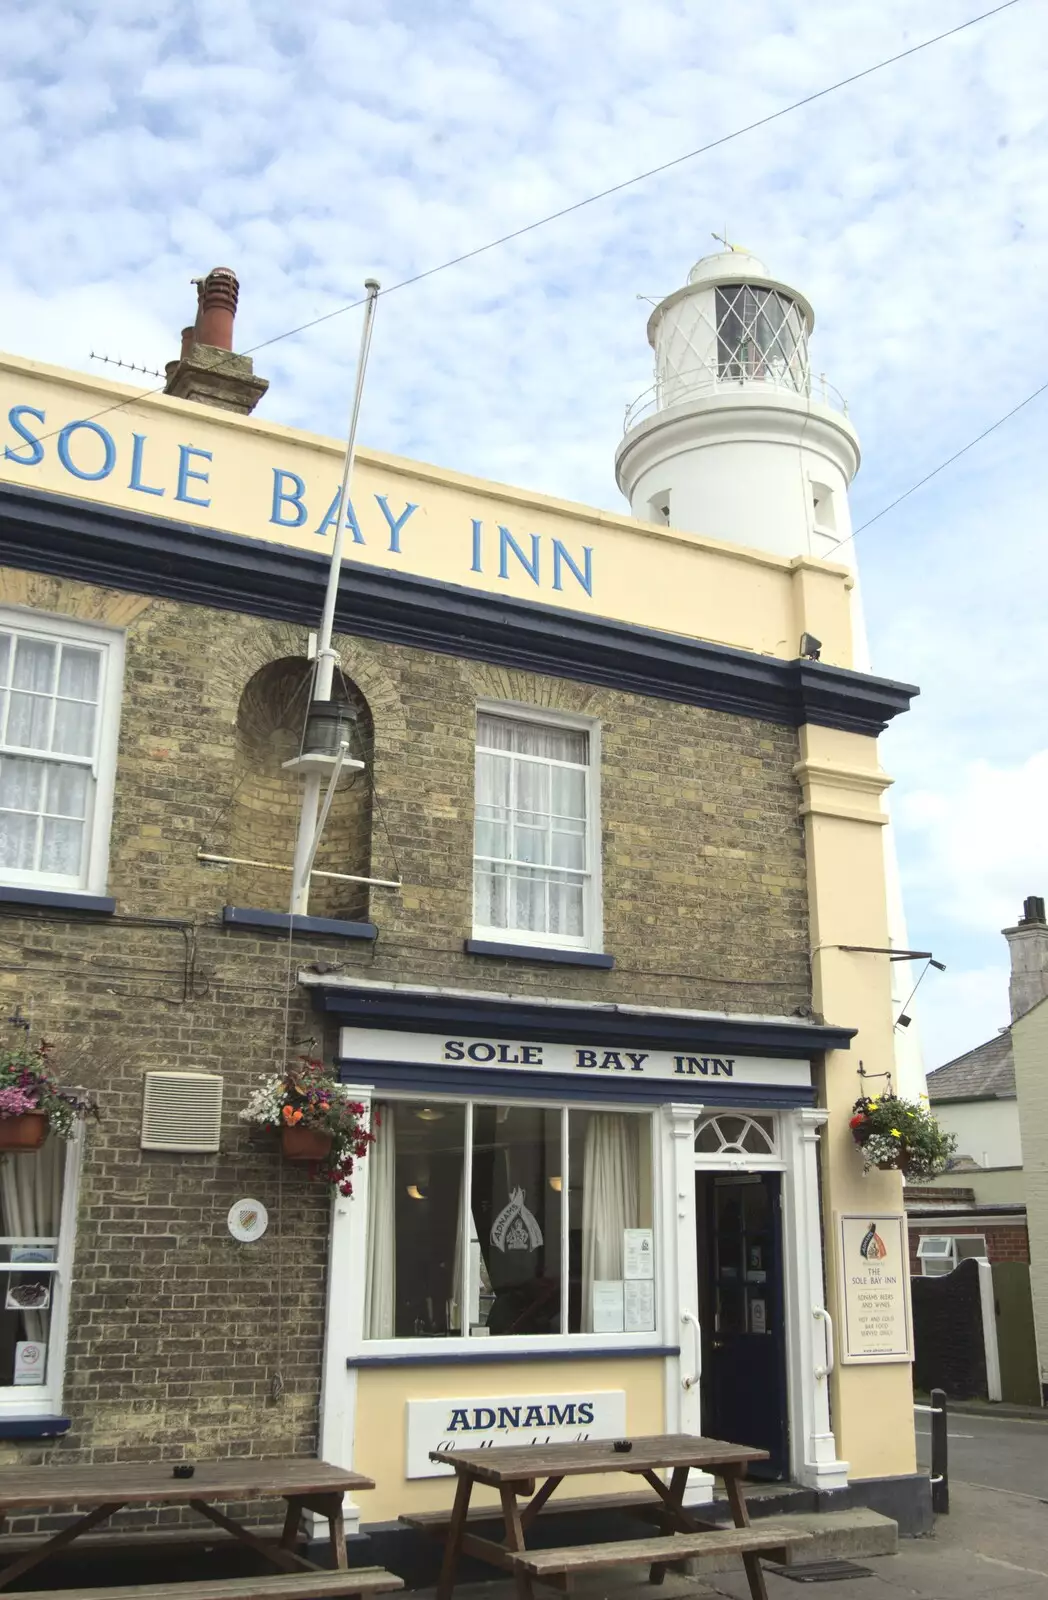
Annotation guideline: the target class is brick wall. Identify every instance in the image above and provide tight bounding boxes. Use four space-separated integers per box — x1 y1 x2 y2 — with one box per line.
0 565 812 1480
908 1222 1030 1274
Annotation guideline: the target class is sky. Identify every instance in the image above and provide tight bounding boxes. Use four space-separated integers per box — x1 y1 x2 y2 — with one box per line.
2 0 1045 1071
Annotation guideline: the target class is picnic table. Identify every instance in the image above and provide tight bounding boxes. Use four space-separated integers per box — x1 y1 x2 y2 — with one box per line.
401 1433 812 1600
0 1457 403 1600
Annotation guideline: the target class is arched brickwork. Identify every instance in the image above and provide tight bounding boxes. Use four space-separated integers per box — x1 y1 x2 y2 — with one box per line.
228 656 375 921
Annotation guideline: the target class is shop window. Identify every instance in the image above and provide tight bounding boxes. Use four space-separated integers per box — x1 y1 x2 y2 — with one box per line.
0 611 124 895
473 709 601 951
916 1234 987 1277
695 1113 777 1159
363 1100 654 1342
0 1138 79 1413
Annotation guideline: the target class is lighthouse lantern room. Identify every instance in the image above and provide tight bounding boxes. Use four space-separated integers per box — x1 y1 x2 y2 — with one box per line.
615 245 860 566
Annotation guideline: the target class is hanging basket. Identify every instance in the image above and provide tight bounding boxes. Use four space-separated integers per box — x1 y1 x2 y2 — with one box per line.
281 1125 333 1163
873 1153 910 1175
0 1112 49 1152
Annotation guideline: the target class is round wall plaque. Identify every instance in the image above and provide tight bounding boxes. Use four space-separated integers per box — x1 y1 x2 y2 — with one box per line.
227 1199 268 1243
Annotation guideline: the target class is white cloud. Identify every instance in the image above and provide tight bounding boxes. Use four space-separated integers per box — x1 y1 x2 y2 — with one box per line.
895 751 1048 936
1 0 1046 1065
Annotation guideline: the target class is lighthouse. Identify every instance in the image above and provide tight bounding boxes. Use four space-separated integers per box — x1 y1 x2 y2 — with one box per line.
616 242 926 1100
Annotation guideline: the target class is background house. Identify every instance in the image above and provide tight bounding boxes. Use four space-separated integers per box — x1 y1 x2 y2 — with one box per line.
906 897 1046 1405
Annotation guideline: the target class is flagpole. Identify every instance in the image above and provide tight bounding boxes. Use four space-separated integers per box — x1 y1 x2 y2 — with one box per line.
290 279 381 916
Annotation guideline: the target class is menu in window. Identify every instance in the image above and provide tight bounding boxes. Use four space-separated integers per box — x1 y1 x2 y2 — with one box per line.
592 1280 625 1333
623 1229 654 1280
624 1278 655 1333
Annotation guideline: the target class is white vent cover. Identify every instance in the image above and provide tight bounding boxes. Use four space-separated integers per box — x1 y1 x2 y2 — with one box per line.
141 1071 223 1152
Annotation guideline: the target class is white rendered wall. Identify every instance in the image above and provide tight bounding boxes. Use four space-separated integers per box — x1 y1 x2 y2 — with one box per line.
931 1098 1023 1169
624 416 855 561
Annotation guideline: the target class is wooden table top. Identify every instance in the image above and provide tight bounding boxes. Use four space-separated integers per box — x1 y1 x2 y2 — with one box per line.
0 1457 375 1513
430 1433 769 1486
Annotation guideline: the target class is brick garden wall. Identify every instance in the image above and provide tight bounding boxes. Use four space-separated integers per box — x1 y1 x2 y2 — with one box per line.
907 1223 1030 1275
0 564 812 1485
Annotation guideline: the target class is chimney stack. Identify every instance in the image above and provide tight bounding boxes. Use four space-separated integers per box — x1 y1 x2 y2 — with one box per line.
1003 895 1048 1023
163 267 268 416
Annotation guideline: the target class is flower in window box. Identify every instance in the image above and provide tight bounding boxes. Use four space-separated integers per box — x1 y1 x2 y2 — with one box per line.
241 1055 375 1193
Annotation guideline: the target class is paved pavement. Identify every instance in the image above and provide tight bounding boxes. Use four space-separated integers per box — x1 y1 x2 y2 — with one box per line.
915 1405 1048 1500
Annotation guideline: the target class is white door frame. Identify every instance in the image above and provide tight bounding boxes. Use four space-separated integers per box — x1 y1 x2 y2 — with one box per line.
317 1082 373 1535
670 1104 849 1494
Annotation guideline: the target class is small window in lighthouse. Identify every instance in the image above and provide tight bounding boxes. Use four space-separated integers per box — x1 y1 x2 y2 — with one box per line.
811 482 836 533
648 491 671 526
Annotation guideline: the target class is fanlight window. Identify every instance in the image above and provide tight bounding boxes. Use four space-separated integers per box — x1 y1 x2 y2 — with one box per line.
695 1114 777 1158
714 284 809 393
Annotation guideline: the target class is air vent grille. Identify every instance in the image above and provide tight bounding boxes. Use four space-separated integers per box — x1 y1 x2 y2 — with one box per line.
141 1071 223 1152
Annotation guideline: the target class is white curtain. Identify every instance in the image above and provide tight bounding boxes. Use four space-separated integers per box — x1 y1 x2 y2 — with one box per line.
363 1103 396 1340
581 1114 639 1332
0 633 99 876
0 1141 63 1342
474 715 588 938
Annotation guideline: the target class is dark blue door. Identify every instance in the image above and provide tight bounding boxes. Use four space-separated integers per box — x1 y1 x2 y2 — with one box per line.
698 1172 789 1479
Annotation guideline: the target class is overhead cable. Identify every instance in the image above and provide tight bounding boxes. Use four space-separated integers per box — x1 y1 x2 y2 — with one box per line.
835 373 1048 549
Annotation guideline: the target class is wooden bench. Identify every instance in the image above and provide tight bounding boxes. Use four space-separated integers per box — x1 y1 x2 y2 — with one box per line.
2 1566 404 1600
506 1525 812 1588
401 1489 670 1532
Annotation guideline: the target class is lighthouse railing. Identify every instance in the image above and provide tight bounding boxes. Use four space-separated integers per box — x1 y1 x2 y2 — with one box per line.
623 367 849 432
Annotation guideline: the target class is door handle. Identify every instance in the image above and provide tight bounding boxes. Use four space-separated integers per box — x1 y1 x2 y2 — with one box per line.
813 1306 834 1379
680 1310 701 1390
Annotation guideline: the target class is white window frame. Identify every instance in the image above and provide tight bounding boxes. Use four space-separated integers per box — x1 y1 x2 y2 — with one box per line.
472 702 603 953
693 1111 784 1170
0 607 124 896
916 1233 988 1276
351 1089 661 1360
0 1130 83 1418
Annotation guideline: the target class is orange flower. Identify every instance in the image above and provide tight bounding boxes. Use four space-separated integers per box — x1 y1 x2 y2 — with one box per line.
282 1105 303 1125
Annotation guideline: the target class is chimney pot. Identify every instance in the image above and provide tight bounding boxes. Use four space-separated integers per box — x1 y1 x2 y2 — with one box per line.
1020 895 1046 926
195 266 240 351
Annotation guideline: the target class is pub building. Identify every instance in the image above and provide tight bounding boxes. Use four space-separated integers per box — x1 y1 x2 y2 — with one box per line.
0 248 928 1560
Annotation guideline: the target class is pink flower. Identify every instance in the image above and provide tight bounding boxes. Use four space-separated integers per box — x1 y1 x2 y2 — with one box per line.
0 1085 39 1118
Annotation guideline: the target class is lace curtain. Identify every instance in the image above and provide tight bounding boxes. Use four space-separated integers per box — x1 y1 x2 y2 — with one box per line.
474 715 588 938
0 632 100 878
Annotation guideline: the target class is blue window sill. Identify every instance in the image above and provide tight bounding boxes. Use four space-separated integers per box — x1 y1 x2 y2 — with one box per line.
0 1416 71 1440
223 906 377 940
0 886 115 914
465 939 614 970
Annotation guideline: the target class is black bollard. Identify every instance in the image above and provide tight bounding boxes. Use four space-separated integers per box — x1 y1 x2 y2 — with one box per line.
930 1387 949 1514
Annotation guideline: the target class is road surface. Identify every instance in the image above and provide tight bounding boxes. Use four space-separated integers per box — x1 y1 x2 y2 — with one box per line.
915 1405 1048 1500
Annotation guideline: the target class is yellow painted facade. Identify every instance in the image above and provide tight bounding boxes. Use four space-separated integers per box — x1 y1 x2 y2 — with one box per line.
353 1360 666 1522
1 354 853 666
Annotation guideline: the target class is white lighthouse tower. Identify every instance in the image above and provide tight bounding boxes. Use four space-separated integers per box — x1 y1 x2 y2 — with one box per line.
615 243 926 1099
